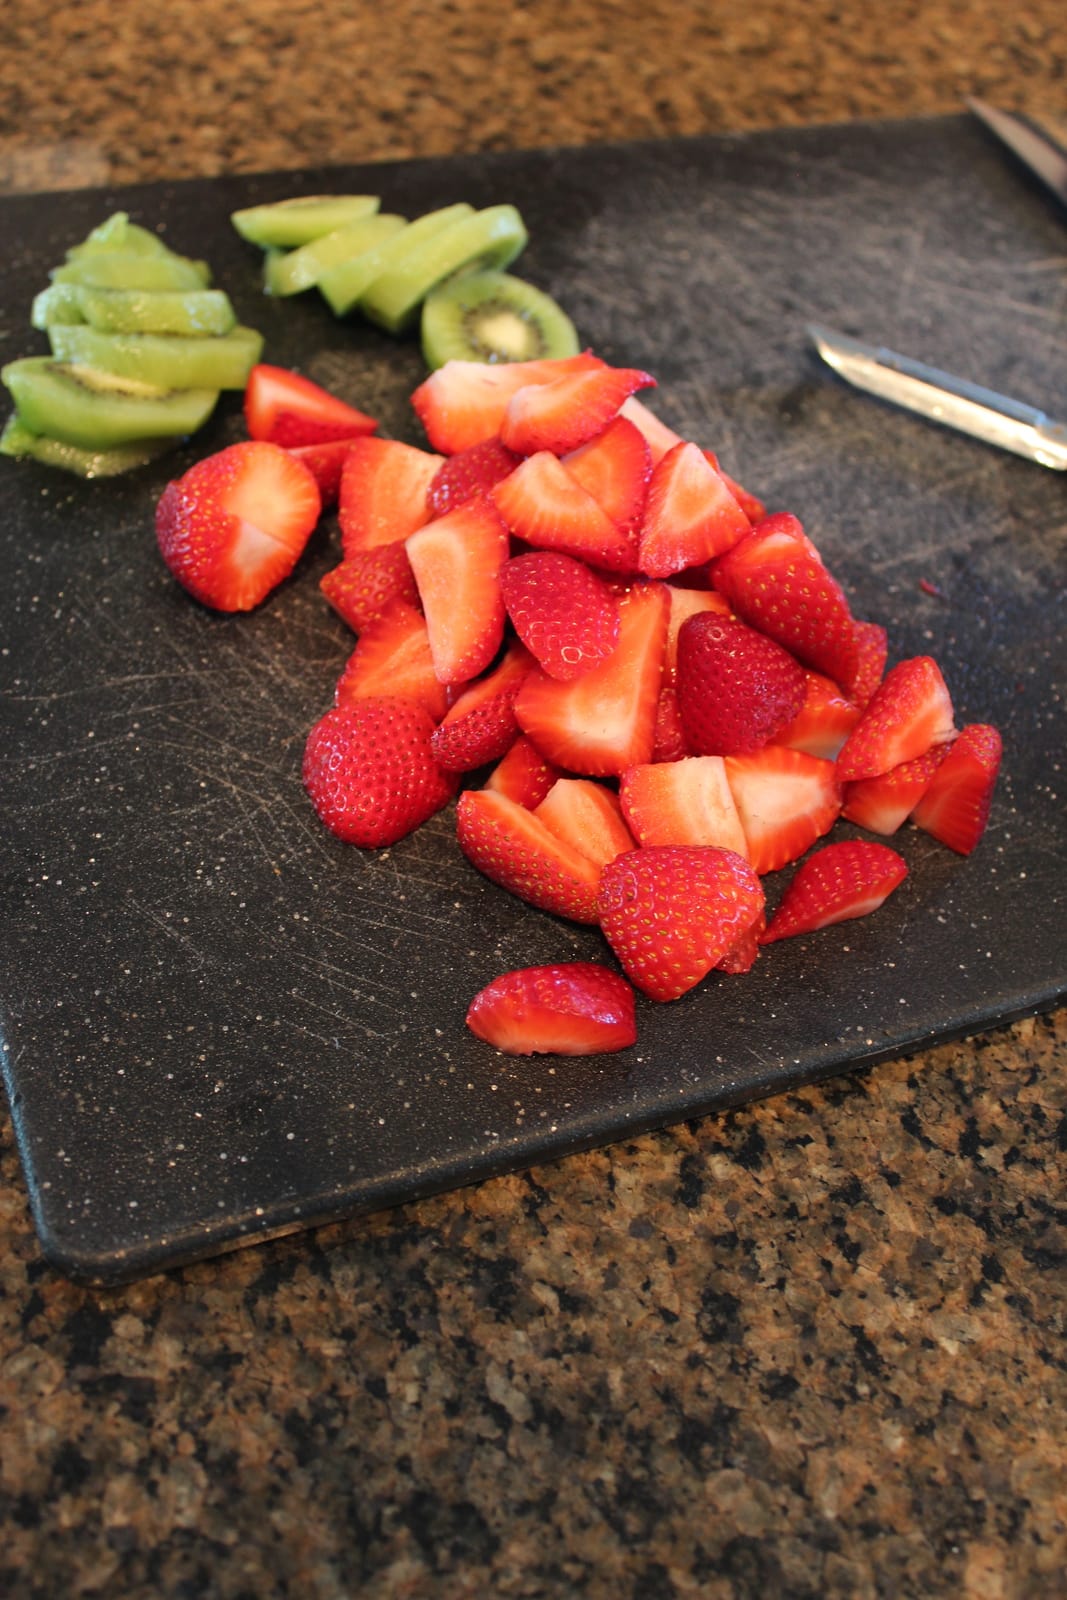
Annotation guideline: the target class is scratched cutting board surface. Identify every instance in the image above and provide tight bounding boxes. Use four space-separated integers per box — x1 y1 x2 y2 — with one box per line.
1 115 1064 1284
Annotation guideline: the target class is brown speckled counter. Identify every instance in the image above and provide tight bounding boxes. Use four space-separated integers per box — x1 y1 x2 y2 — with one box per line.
1 4 1065 1596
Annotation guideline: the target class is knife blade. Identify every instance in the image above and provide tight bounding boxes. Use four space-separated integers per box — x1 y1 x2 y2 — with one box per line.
967 97 1067 212
807 323 1067 470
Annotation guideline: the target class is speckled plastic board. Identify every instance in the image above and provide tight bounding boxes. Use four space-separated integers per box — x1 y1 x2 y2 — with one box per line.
1 115 1064 1284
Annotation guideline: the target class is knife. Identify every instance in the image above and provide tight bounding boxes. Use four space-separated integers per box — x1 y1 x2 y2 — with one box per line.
967 97 1067 212
807 324 1067 471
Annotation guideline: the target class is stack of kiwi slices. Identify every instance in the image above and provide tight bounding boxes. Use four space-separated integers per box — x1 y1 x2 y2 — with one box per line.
231 193 580 370
1 212 264 478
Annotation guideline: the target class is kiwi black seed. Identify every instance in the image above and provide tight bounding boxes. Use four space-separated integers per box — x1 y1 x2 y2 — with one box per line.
420 270 580 369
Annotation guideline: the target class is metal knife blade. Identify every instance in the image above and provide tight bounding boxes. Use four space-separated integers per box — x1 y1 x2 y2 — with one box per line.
807 324 1067 470
968 97 1067 211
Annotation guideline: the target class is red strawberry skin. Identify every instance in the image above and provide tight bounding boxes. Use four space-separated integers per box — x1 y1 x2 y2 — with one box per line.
466 963 637 1056
760 840 908 944
427 439 522 518
675 612 807 755
841 744 946 835
911 723 1002 854
319 544 420 634
244 363 377 448
303 699 456 848
835 656 956 782
483 736 561 809
429 644 533 772
501 551 621 681
455 789 602 923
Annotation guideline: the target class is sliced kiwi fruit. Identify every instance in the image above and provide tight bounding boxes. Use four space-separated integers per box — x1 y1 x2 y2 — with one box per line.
65 212 171 260
359 205 529 335
263 213 409 297
2 357 219 450
231 194 380 249
52 251 212 291
46 285 238 337
31 283 85 328
420 269 580 368
0 413 177 478
47 323 263 390
318 203 477 317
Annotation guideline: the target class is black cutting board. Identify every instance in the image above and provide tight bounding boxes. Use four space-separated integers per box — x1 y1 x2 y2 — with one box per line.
1 115 1064 1284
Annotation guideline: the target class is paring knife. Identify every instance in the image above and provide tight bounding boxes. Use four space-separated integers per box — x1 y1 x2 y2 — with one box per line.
967 97 1067 212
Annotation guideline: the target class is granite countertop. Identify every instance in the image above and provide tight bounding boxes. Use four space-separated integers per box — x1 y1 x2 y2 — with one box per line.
1 3 1065 1596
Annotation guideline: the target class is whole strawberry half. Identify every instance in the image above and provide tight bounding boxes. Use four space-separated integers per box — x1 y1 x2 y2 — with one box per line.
676 612 807 755
501 550 621 681
302 698 456 848
466 962 637 1056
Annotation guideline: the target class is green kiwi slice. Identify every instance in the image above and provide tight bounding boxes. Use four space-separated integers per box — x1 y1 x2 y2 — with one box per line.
65 212 171 260
47 323 263 390
42 286 238 337
2 357 219 450
231 194 380 249
0 414 177 478
359 205 529 335
318 203 477 317
52 251 212 291
31 284 85 328
420 269 580 368
263 213 409 297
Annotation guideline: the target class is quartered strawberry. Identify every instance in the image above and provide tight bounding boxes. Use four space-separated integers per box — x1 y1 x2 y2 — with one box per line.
287 438 359 506
841 744 946 835
411 352 605 453
724 746 842 874
664 586 733 680
244 363 377 448
849 620 888 708
513 581 669 777
426 438 522 518
455 788 602 923
406 499 509 685
334 598 448 722
500 364 656 456
835 656 956 782
500 551 621 681
465 963 637 1056
319 543 420 634
302 698 456 848
156 440 321 612
534 778 635 867
598 845 765 1001
651 685 691 763
910 723 1002 854
637 441 751 578
704 452 767 525
430 643 534 772
760 839 909 944
774 670 861 760
563 415 652 535
483 735 561 809
338 436 442 554
619 757 749 858
618 395 683 464
491 450 639 572
675 612 807 755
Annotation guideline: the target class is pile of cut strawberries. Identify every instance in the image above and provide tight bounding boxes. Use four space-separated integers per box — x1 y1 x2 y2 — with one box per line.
155 356 1003 1057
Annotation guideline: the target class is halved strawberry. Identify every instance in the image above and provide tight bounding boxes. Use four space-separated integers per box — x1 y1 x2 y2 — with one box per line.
910 723 1002 854
411 352 605 453
835 656 956 782
597 845 765 1001
491 451 639 572
664 586 733 681
774 671 861 760
287 438 359 506
430 643 534 772
563 416 652 534
319 543 420 634
724 747 842 874
704 452 767 525
841 744 947 835
638 442 750 578
500 365 656 456
513 581 669 776
717 912 765 975
455 788 602 923
619 757 749 858
338 436 442 555
244 363 377 448
760 840 909 943
406 499 509 685
334 598 448 722
466 963 637 1056
156 440 321 612
675 612 807 755
426 438 522 518
501 551 620 681
619 395 682 464
534 778 635 867
483 735 561 809
303 698 456 848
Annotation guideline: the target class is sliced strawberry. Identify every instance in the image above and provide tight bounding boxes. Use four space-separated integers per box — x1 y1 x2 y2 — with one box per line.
411 352 605 453
563 415 652 534
319 543 420 634
717 912 765 974
724 747 842 874
774 671 861 760
619 757 749 858
244 363 377 448
430 643 534 772
841 744 947 835
455 788 602 923
910 723 1002 854
513 581 669 777
287 438 358 506
338 436 442 555
426 438 522 518
500 551 620 681
491 451 639 573
534 778 635 867
760 840 909 943
156 440 321 613
303 698 456 848
466 963 637 1056
849 620 888 708
704 453 766 525
676 612 807 755
664 586 733 681
597 845 765 1001
619 395 683 464
334 598 448 722
406 499 509 685
500 365 656 457
483 735 561 809
835 656 956 782
638 442 750 578
651 685 691 763
710 512 859 690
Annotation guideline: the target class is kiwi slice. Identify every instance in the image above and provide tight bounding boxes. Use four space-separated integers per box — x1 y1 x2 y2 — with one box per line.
2 357 219 450
0 413 176 478
31 284 85 329
52 251 212 291
359 205 528 335
263 213 409 297
420 269 580 368
47 323 263 390
318 203 476 317
48 285 238 337
65 212 171 260
231 194 380 249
